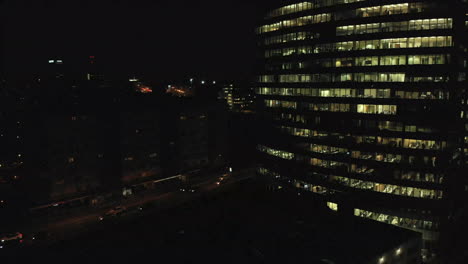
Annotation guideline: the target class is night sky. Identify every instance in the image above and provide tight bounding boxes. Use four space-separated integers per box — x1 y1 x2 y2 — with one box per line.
1 0 274 81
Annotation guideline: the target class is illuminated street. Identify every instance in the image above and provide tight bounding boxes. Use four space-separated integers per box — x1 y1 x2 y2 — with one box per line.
7 175 421 264
1 170 252 252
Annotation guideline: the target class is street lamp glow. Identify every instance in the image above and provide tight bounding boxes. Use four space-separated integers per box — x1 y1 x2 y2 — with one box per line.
379 257 385 263
396 248 402 256
201 81 205 84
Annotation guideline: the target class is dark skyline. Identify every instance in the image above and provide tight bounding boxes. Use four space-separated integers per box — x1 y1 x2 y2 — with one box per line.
1 0 272 81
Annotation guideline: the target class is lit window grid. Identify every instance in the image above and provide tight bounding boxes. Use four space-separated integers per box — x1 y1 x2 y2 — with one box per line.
265 99 399 115
259 168 439 228
276 54 448 69
257 1 465 248
263 36 453 58
354 208 438 231
277 126 446 184
259 73 448 83
258 2 430 34
308 155 438 174
266 0 365 19
256 87 447 100
259 145 444 186
257 145 295 160
331 175 443 199
336 18 453 36
257 13 332 34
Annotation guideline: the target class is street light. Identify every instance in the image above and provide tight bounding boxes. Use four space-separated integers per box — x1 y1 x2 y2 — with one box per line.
396 248 402 256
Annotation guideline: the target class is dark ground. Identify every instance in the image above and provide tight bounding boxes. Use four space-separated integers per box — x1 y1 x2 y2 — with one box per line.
4 177 414 264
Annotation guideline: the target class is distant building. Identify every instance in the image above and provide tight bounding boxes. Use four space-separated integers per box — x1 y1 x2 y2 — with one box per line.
0 78 28 223
1 67 230 215
220 84 234 110
26 58 121 202
120 92 227 182
219 82 255 113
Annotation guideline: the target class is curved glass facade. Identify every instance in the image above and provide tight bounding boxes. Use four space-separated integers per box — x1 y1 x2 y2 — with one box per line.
256 0 468 254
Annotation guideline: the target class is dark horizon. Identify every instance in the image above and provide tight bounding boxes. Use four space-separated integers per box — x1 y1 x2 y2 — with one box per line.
1 0 275 81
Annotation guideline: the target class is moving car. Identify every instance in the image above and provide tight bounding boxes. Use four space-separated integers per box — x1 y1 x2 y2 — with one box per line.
216 176 227 185
99 206 127 221
180 186 198 193
31 231 49 242
0 232 23 249
107 206 126 215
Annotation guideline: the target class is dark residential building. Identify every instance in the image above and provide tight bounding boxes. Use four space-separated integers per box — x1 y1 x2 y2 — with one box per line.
0 67 231 220
23 58 122 203
158 94 227 176
120 103 162 184
255 0 467 259
0 77 29 226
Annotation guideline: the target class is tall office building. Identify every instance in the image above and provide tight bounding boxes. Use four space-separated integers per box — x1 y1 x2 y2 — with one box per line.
255 0 467 256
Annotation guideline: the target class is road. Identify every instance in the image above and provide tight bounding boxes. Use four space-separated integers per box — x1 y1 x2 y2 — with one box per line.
13 168 255 249
12 173 338 264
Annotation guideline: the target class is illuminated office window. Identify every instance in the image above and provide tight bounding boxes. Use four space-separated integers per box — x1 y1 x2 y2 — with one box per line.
332 176 443 199
357 104 397 115
257 13 331 34
257 145 294 160
327 202 338 211
266 2 314 18
354 209 438 231
264 99 297 109
408 54 447 65
258 75 275 83
355 56 379 66
380 55 406 65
